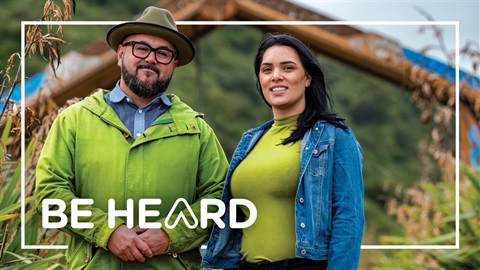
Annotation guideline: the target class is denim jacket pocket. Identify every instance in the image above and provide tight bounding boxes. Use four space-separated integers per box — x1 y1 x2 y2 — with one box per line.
307 143 330 176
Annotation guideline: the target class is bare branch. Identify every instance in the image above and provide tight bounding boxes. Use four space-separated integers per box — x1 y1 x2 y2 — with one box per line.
414 5 453 66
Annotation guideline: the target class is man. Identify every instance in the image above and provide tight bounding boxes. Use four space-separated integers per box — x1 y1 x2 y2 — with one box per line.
35 7 228 269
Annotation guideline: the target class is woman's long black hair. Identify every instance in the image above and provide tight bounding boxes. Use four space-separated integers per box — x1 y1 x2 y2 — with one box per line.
254 33 347 145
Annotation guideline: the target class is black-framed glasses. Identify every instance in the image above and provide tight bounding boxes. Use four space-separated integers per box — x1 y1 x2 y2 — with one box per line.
122 41 177 64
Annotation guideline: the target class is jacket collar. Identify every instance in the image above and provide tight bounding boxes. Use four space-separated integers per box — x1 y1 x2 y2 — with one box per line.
109 81 173 108
82 89 203 132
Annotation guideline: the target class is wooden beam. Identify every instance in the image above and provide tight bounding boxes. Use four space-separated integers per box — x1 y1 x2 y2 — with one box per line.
235 1 405 83
235 0 459 107
158 1 202 21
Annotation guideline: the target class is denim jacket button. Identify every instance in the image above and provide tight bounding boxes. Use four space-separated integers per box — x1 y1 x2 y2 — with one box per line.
299 197 304 203
301 249 307 255
300 222 306 228
313 149 318 155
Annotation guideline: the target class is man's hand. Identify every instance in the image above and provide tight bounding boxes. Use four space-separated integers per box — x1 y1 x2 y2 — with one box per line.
134 226 170 256
107 224 153 262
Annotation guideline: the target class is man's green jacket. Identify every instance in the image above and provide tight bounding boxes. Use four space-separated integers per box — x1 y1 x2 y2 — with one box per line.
35 89 228 269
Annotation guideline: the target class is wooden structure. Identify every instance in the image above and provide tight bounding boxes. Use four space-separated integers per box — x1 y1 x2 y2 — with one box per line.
26 0 479 167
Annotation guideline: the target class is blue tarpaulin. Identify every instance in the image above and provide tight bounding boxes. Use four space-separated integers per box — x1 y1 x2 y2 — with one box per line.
402 47 479 90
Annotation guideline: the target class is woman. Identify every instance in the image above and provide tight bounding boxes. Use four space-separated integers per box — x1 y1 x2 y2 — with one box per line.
202 33 364 270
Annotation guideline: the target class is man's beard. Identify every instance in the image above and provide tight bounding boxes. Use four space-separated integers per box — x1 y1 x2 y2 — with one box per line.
122 62 172 99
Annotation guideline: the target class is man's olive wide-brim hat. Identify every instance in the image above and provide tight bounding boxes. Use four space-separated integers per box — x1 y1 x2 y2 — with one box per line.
106 6 195 66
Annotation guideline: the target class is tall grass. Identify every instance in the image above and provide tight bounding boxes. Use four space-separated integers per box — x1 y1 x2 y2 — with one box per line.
372 164 479 269
0 1 74 268
0 116 68 269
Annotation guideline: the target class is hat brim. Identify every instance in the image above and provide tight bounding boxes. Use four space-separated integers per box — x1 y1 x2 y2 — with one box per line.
107 22 195 66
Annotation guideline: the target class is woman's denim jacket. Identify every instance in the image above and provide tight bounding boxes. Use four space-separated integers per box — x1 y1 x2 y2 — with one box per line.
201 119 364 270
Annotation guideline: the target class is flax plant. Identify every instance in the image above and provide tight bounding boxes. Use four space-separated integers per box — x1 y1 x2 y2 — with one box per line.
0 1 75 268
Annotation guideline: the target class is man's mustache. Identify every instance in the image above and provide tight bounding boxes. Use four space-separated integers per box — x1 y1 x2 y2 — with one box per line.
137 64 160 74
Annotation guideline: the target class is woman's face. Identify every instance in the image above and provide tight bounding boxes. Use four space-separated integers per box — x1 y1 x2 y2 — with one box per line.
259 45 311 119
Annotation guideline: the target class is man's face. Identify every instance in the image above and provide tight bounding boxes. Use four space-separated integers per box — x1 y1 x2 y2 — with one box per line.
117 34 179 99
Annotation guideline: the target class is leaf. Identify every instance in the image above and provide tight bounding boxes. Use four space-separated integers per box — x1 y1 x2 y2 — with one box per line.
0 252 65 270
1 251 33 264
0 214 18 222
421 232 456 245
1 115 13 143
0 197 34 216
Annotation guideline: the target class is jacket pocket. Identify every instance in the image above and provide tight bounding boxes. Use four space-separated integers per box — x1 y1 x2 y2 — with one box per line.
66 237 93 270
176 249 203 270
307 143 329 176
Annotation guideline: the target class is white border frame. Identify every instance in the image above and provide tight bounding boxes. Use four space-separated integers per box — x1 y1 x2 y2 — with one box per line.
21 20 460 250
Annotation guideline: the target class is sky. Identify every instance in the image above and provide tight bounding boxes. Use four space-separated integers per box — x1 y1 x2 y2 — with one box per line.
288 0 480 76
